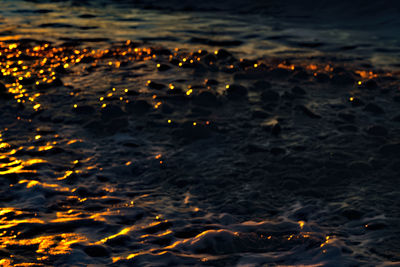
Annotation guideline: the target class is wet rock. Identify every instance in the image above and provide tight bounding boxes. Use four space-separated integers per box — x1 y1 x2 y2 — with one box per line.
366 125 388 136
363 103 384 114
83 245 110 257
296 105 321 119
226 84 247 100
126 100 152 114
193 91 219 107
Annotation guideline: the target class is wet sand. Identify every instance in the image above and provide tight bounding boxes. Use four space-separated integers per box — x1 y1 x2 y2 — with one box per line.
1 1 400 266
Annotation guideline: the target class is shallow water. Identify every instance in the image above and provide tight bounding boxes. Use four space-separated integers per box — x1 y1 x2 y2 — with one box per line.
0 1 400 266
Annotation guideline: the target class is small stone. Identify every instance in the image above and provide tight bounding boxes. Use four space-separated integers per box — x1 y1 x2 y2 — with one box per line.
364 103 384 114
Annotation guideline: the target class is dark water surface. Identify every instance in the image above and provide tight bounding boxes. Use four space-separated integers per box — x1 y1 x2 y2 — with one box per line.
0 1 400 266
